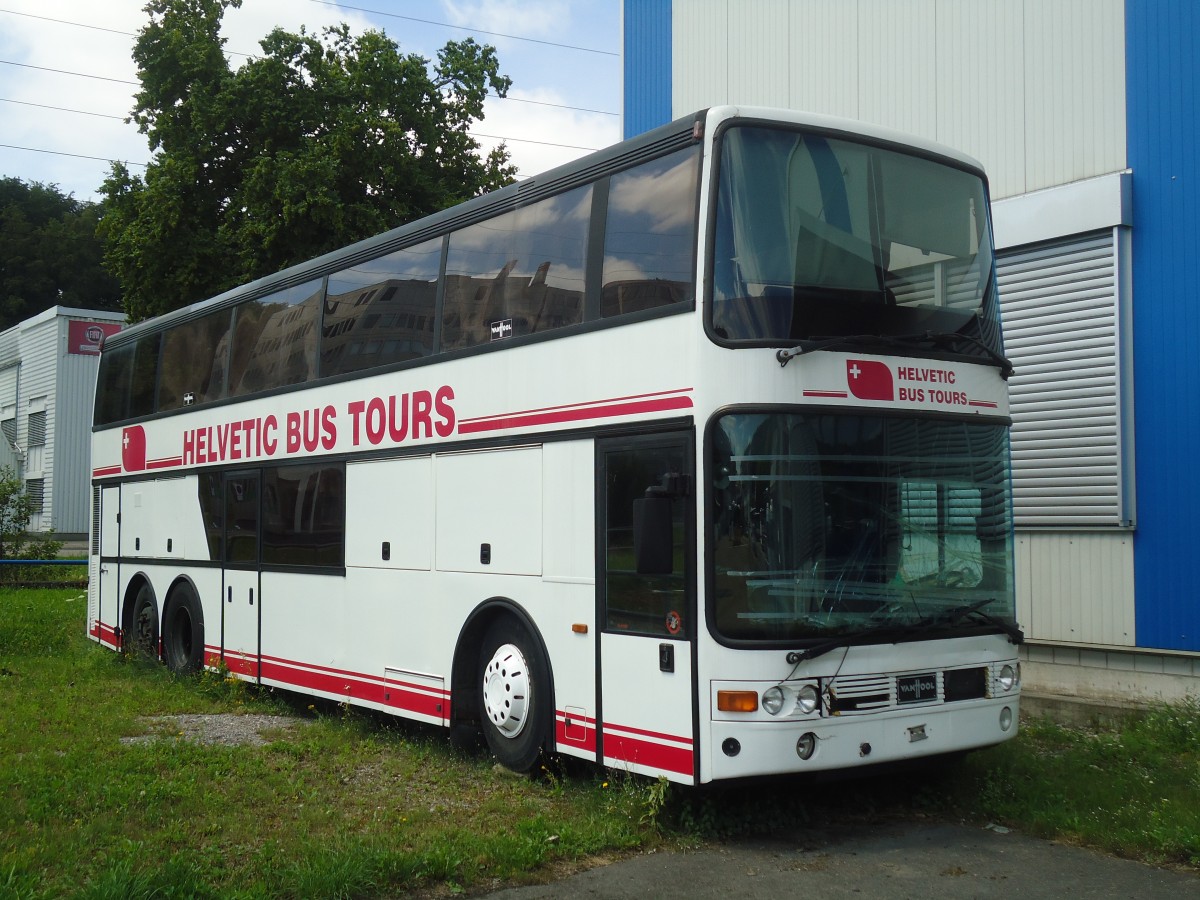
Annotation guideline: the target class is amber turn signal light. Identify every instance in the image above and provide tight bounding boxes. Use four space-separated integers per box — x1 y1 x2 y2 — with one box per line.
716 690 759 712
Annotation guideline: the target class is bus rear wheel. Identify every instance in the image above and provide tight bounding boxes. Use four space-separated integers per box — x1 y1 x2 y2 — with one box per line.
126 584 159 660
478 618 550 772
163 586 205 674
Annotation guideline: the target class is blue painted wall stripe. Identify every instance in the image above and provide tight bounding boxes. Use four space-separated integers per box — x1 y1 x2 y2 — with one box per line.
1127 0 1200 651
623 0 672 138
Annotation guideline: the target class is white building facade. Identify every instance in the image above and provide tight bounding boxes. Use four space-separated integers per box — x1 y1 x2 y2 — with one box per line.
622 0 1200 706
0 307 124 538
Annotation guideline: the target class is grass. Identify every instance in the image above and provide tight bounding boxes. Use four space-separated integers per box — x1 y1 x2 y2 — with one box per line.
946 705 1200 866
2 588 1198 898
0 589 661 899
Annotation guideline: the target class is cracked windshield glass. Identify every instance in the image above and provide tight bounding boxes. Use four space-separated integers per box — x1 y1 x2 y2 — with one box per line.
711 413 1014 642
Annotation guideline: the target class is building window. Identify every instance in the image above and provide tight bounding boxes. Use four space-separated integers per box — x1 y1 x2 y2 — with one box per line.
27 410 46 448
25 478 44 514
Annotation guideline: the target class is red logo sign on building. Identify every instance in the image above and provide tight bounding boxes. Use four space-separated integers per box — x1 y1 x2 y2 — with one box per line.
846 359 894 401
68 320 123 355
121 426 147 472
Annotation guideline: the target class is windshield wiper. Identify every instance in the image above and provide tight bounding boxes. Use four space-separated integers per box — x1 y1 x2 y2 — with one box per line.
783 599 1023 666
785 622 926 666
776 330 1014 379
928 598 1024 643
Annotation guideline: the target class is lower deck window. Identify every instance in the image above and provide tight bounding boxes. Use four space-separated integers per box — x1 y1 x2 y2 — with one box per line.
262 463 346 568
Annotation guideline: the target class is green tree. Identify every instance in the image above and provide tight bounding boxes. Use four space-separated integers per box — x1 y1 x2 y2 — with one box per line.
0 178 122 331
0 466 62 582
99 0 517 322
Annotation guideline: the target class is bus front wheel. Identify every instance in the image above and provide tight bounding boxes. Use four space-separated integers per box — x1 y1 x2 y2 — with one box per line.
478 618 550 772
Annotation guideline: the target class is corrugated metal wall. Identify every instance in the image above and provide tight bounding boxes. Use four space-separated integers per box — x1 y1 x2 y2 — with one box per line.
55 327 103 535
19 318 58 533
0 311 116 536
668 0 1127 200
623 0 674 138
1126 0 1200 652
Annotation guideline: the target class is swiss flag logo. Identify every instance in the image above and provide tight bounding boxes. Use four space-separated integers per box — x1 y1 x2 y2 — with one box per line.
121 426 147 472
846 360 894 401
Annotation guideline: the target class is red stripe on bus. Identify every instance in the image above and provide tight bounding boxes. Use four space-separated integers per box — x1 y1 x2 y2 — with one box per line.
255 655 450 720
460 388 694 426
555 709 598 752
91 620 119 648
556 720 597 753
968 400 999 408
459 394 693 435
802 390 849 398
93 466 122 477
223 653 258 677
258 653 451 698
147 456 183 470
601 721 693 746
602 730 694 776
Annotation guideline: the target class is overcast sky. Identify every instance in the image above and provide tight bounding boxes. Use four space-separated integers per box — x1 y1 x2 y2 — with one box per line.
0 0 623 200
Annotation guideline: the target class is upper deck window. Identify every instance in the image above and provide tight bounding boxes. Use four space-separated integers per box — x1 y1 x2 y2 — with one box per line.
442 185 591 350
158 310 234 411
322 237 442 377
711 125 999 354
229 278 324 397
601 146 700 317
94 333 161 426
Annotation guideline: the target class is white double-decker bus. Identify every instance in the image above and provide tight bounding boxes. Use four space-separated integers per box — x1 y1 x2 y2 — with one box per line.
88 106 1021 784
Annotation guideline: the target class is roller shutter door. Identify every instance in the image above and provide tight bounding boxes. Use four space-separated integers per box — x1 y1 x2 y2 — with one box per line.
997 230 1130 528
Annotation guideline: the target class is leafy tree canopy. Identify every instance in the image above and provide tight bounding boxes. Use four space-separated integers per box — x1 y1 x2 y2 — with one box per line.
0 178 122 332
100 0 517 323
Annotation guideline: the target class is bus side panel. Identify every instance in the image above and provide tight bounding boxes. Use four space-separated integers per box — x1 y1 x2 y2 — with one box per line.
341 457 451 722
600 634 695 784
435 448 542 577
541 440 598 761
345 456 433 571
260 569 349 702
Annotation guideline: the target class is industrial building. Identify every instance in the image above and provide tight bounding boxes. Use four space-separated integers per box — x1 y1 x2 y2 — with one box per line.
622 0 1199 705
0 307 124 539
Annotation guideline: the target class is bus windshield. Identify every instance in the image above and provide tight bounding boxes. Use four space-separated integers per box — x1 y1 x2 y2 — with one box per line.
711 412 1015 643
711 125 1000 352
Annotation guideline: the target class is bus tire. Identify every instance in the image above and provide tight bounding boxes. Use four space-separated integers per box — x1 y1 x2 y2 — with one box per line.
126 583 159 660
478 618 550 773
162 585 205 674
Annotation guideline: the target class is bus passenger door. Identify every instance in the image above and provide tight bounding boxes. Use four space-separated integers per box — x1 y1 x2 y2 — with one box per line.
222 470 261 681
597 433 697 784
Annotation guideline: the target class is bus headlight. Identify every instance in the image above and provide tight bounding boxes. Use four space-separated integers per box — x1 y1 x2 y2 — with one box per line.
796 683 820 715
998 664 1017 692
762 686 785 716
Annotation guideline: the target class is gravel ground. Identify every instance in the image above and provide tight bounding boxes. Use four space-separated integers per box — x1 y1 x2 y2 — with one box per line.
120 713 311 746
